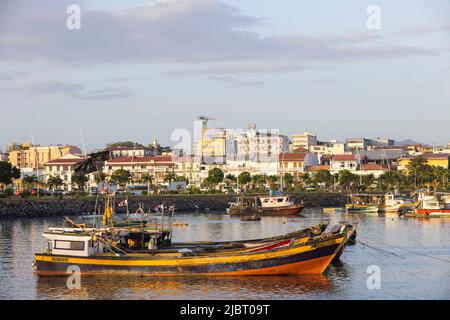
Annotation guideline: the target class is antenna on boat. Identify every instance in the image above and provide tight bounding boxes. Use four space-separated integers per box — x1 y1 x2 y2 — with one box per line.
30 132 40 196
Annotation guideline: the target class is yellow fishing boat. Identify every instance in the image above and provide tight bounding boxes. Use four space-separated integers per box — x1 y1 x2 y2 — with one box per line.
34 223 355 276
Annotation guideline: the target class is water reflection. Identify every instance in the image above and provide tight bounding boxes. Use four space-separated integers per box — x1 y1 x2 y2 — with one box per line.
1 208 450 299
36 274 333 300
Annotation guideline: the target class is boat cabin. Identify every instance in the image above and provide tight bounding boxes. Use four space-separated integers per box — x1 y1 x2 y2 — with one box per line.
259 195 296 208
348 194 383 205
43 233 105 257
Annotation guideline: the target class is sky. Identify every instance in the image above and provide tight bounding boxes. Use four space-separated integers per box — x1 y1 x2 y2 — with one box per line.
0 0 449 152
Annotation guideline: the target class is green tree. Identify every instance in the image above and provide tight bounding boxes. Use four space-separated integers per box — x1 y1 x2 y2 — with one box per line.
338 170 358 191
164 172 176 184
282 173 294 188
0 161 21 189
238 172 251 186
225 174 237 186
313 169 333 188
299 173 312 186
22 174 38 189
361 174 376 189
251 174 267 189
71 175 89 191
108 141 144 148
432 167 449 190
47 176 63 191
207 168 224 186
406 156 434 188
377 171 401 191
110 169 132 188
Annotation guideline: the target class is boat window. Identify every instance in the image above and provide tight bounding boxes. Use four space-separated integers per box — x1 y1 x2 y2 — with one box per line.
277 198 284 203
54 240 85 251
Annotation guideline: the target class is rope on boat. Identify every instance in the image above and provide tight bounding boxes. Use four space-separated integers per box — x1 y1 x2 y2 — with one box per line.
356 239 404 258
357 239 450 264
309 202 325 209
382 242 450 264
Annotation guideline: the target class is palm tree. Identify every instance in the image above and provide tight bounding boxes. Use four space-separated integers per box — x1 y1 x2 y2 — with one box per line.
377 171 401 191
22 174 38 189
361 174 376 190
432 167 449 190
164 173 176 184
47 176 63 191
142 174 154 195
338 170 358 192
225 174 237 187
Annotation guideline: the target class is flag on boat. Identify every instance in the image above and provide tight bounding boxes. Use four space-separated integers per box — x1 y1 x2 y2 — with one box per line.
118 200 128 207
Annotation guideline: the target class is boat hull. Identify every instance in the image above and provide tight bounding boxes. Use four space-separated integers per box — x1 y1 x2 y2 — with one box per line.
413 209 450 218
35 233 346 276
345 204 379 213
229 203 305 216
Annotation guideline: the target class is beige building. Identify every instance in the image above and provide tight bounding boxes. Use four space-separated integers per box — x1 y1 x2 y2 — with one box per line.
8 143 82 170
291 132 317 150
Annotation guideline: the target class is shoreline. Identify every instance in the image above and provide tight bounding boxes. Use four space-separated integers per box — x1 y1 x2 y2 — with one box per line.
0 193 347 219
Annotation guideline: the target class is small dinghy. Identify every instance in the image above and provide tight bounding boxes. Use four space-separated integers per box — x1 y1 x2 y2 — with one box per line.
240 214 262 221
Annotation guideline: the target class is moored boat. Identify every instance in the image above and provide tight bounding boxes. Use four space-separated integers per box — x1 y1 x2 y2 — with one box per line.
345 194 382 213
378 193 416 213
228 195 305 216
398 190 450 218
34 222 355 276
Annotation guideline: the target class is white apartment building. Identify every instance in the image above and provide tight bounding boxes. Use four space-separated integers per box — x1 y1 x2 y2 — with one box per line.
330 154 366 174
226 124 289 176
104 156 174 184
43 154 86 191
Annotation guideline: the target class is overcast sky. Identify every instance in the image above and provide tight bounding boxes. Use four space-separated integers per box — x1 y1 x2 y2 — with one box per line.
0 0 449 152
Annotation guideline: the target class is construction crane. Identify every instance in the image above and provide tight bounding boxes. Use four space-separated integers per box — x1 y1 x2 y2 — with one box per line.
197 116 216 165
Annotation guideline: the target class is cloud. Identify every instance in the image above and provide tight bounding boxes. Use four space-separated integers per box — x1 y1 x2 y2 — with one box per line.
0 0 439 67
167 61 324 76
0 80 137 100
208 76 264 88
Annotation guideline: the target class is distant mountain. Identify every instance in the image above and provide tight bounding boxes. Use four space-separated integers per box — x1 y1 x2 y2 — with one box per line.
394 139 430 146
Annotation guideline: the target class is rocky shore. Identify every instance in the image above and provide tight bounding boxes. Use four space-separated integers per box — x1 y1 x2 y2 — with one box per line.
0 193 347 219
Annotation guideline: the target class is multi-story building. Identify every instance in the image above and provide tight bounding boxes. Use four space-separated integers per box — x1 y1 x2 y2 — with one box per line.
279 152 319 179
431 146 450 154
43 154 86 191
309 140 346 156
291 132 317 150
367 138 395 149
346 138 394 151
108 146 159 158
104 156 175 185
226 124 289 176
330 154 366 174
8 143 82 170
398 153 450 171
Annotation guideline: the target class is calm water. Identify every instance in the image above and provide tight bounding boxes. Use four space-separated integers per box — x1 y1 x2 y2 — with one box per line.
1 208 450 300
